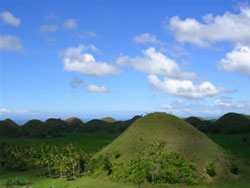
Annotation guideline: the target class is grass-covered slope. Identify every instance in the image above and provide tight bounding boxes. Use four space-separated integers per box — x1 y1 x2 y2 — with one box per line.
215 112 250 134
16 120 47 138
101 117 116 123
0 119 19 136
99 113 235 183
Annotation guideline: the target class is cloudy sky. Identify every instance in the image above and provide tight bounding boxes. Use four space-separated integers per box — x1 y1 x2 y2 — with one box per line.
1 0 250 121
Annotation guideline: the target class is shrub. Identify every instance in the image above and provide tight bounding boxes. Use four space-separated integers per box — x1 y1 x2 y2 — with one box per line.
4 176 31 186
113 150 121 159
230 162 239 175
110 140 198 185
206 162 216 177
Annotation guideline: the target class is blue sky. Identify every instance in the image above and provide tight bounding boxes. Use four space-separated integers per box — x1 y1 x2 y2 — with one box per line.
1 0 250 121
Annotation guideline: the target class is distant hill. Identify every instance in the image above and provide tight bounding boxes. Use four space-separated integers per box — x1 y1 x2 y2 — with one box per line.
98 112 235 184
185 116 215 133
64 117 84 132
16 119 47 138
100 117 116 123
0 118 19 136
215 112 250 134
44 118 67 137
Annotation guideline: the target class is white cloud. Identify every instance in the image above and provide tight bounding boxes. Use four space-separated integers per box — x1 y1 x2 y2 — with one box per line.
117 47 198 80
40 24 58 33
63 19 77 29
214 99 232 107
69 76 83 88
168 6 250 46
218 45 250 77
0 11 20 26
162 104 173 110
0 108 35 115
61 44 120 76
133 33 161 44
236 101 250 109
0 35 23 51
148 74 227 99
85 84 109 93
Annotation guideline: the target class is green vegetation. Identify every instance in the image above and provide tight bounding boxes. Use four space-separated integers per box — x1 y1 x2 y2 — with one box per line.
100 113 234 184
0 132 119 152
1 112 250 188
215 112 250 134
110 140 198 185
0 118 19 136
0 143 87 179
101 117 116 123
185 116 215 133
4 176 31 187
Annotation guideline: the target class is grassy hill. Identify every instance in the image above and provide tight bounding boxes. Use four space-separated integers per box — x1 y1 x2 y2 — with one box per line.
101 117 116 123
16 120 47 138
0 119 19 136
185 116 215 133
99 112 236 184
215 112 250 134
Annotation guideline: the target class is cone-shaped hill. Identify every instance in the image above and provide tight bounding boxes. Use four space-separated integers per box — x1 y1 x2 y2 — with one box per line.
0 118 19 136
215 112 250 134
17 119 47 138
64 117 84 131
185 116 204 127
98 112 235 184
101 117 116 123
44 118 67 136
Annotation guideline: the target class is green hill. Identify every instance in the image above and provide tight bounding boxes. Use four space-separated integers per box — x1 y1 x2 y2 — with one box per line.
185 116 203 127
64 117 84 132
0 119 19 136
215 112 250 134
97 112 236 184
185 116 215 133
44 118 67 136
101 117 116 123
16 119 47 138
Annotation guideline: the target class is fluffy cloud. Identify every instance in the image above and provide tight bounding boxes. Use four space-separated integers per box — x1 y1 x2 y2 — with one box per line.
61 44 120 76
63 19 77 29
0 108 35 115
40 24 58 33
162 104 173 110
148 75 227 99
218 45 250 77
117 48 197 80
0 11 20 26
168 6 250 46
133 33 161 44
0 35 23 51
85 85 109 93
214 99 232 107
69 76 83 88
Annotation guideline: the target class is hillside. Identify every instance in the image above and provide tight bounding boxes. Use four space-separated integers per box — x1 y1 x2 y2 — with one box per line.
99 112 236 184
101 117 116 123
215 112 250 134
0 119 19 136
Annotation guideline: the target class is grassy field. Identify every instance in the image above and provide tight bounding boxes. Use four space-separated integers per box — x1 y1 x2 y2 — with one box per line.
0 132 250 188
0 132 120 153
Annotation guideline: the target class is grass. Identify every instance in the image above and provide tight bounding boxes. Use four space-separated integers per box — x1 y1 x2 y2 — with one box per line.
207 134 250 161
0 132 120 153
0 170 136 188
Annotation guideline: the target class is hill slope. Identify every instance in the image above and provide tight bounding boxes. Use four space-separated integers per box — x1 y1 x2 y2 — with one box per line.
215 112 250 134
99 112 235 184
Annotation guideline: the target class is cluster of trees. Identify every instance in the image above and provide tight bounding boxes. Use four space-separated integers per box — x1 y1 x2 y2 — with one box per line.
0 142 87 179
